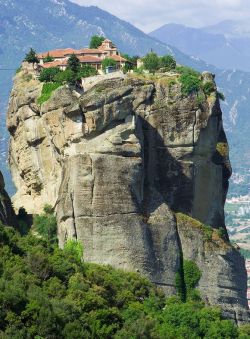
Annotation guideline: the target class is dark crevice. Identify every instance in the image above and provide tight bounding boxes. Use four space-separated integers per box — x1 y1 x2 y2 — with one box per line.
70 192 77 240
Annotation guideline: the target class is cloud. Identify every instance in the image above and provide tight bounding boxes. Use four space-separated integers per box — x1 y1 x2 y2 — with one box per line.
70 0 250 32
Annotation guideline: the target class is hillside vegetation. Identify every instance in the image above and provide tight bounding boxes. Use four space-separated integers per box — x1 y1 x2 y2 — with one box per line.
0 210 249 338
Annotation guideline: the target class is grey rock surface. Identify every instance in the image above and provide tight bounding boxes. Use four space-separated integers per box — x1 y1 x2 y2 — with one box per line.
7 68 249 322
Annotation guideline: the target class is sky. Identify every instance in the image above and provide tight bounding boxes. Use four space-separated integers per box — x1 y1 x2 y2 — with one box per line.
71 0 250 32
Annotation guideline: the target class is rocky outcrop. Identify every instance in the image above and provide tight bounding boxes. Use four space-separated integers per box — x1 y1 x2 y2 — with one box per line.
7 68 249 322
0 171 16 226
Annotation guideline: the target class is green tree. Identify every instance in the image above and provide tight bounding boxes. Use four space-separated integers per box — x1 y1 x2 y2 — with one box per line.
101 57 117 71
0 224 242 338
183 260 201 299
33 204 57 243
67 54 80 73
54 69 76 85
64 240 83 263
143 52 160 73
77 65 98 78
39 67 60 82
43 53 54 63
24 48 39 64
89 35 105 49
160 55 176 71
121 54 139 72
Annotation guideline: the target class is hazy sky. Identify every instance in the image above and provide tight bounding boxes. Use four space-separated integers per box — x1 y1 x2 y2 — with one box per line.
71 0 250 32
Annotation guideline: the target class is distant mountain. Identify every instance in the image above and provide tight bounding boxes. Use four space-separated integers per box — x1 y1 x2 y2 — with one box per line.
0 0 250 198
203 20 250 38
150 22 250 72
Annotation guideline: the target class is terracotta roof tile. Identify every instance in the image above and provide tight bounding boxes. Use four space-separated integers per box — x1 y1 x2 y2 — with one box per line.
38 48 104 59
109 55 127 62
78 55 102 63
41 60 67 68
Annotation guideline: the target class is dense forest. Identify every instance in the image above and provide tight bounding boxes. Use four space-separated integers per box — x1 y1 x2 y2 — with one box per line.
0 207 249 338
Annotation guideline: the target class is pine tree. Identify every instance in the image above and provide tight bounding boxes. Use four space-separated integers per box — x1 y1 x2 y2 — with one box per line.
24 48 39 64
67 54 80 73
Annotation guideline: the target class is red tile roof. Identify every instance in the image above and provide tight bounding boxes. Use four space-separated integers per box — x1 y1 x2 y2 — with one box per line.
79 48 102 54
38 48 104 59
38 48 77 59
78 55 102 63
109 55 127 62
41 60 67 68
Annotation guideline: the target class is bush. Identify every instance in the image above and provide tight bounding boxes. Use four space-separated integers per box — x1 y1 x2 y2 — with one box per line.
197 93 206 106
218 91 225 101
217 227 227 240
239 324 250 338
179 73 201 96
39 67 60 82
37 82 61 105
160 55 176 71
176 259 201 302
102 57 117 71
33 204 57 243
77 65 98 78
176 66 202 95
176 65 200 76
203 81 215 96
203 225 213 241
54 69 76 85
183 260 201 298
43 54 54 63
63 240 83 263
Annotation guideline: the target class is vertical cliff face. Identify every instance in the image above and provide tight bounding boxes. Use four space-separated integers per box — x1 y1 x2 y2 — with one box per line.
0 171 16 226
7 67 249 322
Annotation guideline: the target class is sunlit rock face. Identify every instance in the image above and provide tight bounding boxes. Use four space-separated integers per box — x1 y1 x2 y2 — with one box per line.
7 68 249 323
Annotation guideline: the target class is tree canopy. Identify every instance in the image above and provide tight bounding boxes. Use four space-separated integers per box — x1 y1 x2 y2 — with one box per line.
89 35 105 49
160 55 176 71
143 52 160 73
39 67 60 82
24 48 39 64
43 53 54 63
102 58 117 71
67 54 80 73
0 217 247 338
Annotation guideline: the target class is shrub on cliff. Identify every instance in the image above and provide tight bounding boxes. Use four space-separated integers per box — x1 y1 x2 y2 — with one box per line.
160 55 176 71
203 81 215 96
39 67 60 82
218 91 225 101
177 66 202 96
33 204 57 244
